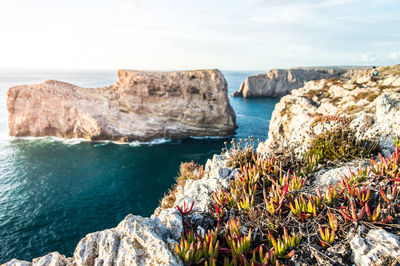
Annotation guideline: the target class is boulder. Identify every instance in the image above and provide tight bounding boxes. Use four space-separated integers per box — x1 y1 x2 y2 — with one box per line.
7 69 236 142
72 214 181 266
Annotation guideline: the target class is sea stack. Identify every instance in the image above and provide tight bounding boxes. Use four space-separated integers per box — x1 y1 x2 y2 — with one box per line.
7 69 237 142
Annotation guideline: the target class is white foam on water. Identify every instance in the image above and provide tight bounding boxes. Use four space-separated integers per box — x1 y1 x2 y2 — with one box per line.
190 135 228 140
5 135 88 145
129 138 172 146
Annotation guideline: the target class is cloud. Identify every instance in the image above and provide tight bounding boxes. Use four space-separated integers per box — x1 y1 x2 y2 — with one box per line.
361 52 377 62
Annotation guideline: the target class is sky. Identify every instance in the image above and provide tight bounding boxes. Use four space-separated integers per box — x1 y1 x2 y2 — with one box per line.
0 0 399 71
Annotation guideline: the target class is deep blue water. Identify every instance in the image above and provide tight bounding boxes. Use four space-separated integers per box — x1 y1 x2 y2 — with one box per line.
0 71 280 263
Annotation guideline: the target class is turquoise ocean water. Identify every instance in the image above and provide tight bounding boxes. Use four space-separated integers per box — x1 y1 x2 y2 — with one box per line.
0 71 279 262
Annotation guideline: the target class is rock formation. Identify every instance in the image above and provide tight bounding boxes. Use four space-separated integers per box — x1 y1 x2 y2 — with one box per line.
232 67 367 98
5 65 400 266
7 69 236 142
257 65 400 157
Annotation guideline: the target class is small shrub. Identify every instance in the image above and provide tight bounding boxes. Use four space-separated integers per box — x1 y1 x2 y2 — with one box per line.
225 137 256 168
305 127 378 162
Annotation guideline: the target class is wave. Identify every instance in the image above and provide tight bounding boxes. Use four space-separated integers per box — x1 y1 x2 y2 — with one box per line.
6 136 88 145
129 138 172 146
190 135 231 140
2 134 174 147
1 134 232 147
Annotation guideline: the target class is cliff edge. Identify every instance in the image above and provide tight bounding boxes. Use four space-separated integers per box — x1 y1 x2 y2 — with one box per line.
257 65 400 157
7 69 237 142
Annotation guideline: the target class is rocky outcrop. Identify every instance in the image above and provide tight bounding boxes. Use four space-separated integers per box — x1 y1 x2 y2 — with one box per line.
257 65 400 157
7 69 236 142
232 67 367 98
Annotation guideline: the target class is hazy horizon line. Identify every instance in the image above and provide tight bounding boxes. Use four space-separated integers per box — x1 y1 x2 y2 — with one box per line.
0 64 383 73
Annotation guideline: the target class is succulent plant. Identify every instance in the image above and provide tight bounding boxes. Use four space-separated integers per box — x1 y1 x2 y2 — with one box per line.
268 232 295 259
370 147 399 178
177 201 194 216
289 194 317 220
283 227 302 249
338 199 365 223
318 225 335 248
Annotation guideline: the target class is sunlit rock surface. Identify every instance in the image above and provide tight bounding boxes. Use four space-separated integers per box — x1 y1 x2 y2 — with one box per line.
257 65 400 157
7 69 236 142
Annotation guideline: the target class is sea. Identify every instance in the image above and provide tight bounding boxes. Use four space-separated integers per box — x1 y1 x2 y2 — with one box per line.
0 70 280 263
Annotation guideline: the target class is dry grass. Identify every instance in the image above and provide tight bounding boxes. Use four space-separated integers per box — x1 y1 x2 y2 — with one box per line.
161 186 178 209
353 91 380 102
160 161 205 209
176 161 205 187
225 137 257 168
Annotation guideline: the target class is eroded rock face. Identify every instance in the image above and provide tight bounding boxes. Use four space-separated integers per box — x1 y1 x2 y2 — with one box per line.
257 66 400 157
7 70 236 142
72 215 181 266
232 68 366 98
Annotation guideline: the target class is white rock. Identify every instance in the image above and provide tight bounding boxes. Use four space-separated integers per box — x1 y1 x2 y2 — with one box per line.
32 252 70 266
349 227 400 266
314 166 351 188
257 69 400 157
72 214 181 266
3 259 32 266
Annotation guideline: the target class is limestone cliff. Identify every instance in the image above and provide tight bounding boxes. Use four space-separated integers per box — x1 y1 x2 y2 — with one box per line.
7 69 237 142
257 65 400 157
232 67 367 98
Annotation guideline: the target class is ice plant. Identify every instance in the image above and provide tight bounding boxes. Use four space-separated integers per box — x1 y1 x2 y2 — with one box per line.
365 202 393 223
283 227 302 249
289 194 317 219
256 245 277 265
318 225 335 248
177 201 194 216
268 232 295 259
356 186 371 206
370 146 399 177
379 183 398 204
226 229 252 258
279 170 305 192
327 211 338 231
338 199 365 223
175 230 202 264
210 203 224 227
300 153 321 177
